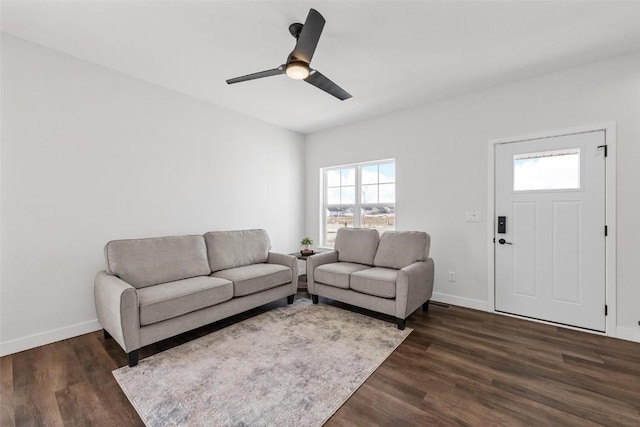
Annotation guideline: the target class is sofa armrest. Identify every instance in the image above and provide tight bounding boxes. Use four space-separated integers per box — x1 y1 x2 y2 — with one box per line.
267 252 298 294
306 251 338 293
94 271 140 352
395 258 435 319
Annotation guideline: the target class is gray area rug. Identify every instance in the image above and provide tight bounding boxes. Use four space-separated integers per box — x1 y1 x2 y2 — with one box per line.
113 298 412 426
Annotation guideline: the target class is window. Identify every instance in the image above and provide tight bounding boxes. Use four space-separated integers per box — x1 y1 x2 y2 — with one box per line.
322 160 395 247
514 149 580 191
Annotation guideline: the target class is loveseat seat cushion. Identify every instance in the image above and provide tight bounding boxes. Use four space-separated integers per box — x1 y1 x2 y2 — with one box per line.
204 229 271 272
211 263 291 297
335 228 380 266
374 231 430 270
105 235 211 288
350 267 399 299
137 276 233 326
314 262 371 289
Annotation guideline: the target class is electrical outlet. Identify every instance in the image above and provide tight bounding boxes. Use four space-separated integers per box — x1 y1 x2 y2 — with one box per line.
466 211 482 222
448 272 456 282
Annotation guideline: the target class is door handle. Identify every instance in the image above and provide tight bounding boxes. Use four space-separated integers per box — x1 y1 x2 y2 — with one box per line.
498 238 512 245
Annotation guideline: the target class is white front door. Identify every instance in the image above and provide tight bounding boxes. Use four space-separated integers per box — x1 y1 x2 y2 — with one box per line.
494 131 606 331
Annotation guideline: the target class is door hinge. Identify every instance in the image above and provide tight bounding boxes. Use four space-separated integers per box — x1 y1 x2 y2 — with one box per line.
597 144 608 157
605 305 608 316
493 238 495 243
605 225 608 236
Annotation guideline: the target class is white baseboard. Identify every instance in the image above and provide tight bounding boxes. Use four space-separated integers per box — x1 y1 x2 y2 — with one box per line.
0 319 102 357
431 292 488 312
615 326 640 343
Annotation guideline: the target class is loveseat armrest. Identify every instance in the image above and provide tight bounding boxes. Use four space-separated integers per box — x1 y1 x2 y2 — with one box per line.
306 251 338 294
94 271 140 353
267 252 298 294
396 258 435 319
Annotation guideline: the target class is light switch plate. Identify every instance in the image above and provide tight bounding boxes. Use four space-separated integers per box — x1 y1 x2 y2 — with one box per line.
466 211 482 222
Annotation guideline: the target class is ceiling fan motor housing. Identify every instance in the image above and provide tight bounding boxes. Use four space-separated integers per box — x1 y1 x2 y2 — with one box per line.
289 22 304 39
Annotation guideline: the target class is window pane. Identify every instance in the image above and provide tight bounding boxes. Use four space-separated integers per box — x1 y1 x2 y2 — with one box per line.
514 149 580 191
379 183 396 203
341 186 355 204
361 165 378 184
327 169 340 187
361 205 395 235
326 207 354 246
327 188 340 204
341 168 355 186
378 163 395 183
361 185 378 204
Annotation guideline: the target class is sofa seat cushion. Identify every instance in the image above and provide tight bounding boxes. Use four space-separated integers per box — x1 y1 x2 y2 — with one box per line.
314 262 371 289
350 267 399 298
137 276 233 326
211 263 291 297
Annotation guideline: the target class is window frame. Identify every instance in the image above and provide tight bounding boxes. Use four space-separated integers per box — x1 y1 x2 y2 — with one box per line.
320 159 396 248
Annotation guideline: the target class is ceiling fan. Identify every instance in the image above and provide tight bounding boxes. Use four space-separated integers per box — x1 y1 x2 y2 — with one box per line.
226 8 352 101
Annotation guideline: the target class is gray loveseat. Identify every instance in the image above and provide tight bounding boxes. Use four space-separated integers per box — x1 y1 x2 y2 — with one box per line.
94 229 297 366
307 228 434 329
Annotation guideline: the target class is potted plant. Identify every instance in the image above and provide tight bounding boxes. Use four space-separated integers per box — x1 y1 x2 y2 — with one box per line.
300 237 314 255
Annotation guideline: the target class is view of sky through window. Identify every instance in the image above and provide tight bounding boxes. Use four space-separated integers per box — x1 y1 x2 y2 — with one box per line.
514 149 580 191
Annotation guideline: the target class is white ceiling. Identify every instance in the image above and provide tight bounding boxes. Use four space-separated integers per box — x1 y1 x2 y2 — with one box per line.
3 1 640 134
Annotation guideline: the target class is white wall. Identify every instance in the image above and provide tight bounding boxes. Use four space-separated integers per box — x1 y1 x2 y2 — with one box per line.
0 35 305 355
305 52 640 341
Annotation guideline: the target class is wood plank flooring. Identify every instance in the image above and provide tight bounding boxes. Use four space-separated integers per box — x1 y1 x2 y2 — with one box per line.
2 294 639 426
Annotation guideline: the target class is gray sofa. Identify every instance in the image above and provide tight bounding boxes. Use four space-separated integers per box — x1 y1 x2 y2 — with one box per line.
94 229 297 366
307 229 434 329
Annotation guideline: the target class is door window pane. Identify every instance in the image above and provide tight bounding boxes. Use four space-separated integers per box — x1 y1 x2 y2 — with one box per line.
514 149 580 191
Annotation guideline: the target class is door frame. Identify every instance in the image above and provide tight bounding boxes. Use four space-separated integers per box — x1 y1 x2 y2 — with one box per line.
487 122 617 336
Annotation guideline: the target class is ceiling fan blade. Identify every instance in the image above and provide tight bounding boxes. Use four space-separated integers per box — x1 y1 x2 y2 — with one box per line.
226 66 285 84
291 9 325 63
305 70 352 100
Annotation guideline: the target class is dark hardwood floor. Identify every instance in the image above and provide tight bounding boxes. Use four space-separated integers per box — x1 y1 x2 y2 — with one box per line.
2 293 639 426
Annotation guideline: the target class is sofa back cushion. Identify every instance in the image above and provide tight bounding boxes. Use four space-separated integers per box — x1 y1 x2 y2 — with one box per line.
335 228 379 266
373 231 430 269
104 235 211 288
204 229 271 272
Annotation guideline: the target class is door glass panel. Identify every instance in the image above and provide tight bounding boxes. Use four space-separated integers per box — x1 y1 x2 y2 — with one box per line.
514 148 580 191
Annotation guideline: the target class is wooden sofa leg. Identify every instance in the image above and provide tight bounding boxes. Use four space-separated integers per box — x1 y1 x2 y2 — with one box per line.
396 318 406 330
423 300 430 311
103 329 112 340
287 295 295 304
128 350 139 367
311 295 319 304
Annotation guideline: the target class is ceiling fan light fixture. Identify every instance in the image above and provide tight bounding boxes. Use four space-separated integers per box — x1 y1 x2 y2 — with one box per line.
285 62 310 80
